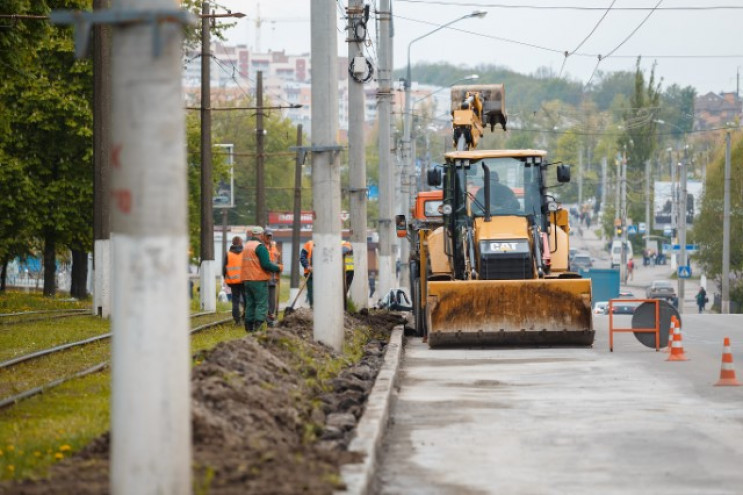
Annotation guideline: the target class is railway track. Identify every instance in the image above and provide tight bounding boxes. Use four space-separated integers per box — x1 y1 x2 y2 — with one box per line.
0 308 91 326
0 314 233 409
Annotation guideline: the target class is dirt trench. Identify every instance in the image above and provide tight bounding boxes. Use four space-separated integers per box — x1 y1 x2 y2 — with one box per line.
4 308 404 495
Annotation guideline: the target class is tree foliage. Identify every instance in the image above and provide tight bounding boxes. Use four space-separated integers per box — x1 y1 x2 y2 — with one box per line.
0 1 93 295
694 131 743 309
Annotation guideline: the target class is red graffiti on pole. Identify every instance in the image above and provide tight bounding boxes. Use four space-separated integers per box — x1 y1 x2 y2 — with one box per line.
112 189 132 214
111 144 122 169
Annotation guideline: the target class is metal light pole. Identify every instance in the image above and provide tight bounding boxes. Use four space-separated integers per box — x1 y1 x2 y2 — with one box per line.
400 11 486 290
678 146 689 314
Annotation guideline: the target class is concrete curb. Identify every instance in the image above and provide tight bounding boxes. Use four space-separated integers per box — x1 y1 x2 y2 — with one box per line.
336 326 404 495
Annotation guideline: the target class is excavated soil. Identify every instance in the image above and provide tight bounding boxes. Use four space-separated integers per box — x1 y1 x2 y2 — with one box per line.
4 309 404 495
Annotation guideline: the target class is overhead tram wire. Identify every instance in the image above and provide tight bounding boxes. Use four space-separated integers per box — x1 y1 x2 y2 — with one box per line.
394 16 743 61
586 0 663 85
393 0 743 11
558 0 616 79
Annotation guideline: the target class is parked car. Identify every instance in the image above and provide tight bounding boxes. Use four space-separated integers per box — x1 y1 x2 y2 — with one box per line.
618 291 635 299
611 300 642 315
571 253 593 271
593 301 609 315
646 280 677 301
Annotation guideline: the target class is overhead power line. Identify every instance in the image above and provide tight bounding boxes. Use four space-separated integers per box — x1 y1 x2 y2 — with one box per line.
394 0 743 11
559 0 617 78
587 0 663 85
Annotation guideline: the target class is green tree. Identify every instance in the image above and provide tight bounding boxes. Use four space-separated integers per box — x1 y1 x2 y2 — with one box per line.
3 2 93 297
693 131 743 310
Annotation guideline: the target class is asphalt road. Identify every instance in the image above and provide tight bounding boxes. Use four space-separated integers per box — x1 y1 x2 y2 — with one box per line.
376 227 743 494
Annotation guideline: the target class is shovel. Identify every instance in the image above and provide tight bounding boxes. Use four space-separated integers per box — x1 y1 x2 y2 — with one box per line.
283 275 308 316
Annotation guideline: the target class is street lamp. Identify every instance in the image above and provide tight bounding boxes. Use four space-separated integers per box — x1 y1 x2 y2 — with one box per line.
399 11 486 291
655 119 690 313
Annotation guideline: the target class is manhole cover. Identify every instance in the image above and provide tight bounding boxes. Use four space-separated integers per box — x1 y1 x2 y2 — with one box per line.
631 300 680 348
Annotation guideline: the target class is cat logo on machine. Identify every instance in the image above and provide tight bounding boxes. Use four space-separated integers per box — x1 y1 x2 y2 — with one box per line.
490 242 517 252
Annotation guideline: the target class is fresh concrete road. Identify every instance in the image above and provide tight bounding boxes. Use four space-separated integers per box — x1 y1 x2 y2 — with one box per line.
376 314 743 494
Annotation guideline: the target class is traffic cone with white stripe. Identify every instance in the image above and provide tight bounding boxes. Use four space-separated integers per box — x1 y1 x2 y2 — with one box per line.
715 337 740 386
666 323 689 361
664 316 680 353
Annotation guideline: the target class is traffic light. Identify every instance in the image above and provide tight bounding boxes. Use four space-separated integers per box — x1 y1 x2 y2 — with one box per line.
615 227 622 236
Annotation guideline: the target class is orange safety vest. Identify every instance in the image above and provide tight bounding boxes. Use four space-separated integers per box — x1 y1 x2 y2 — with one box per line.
224 251 243 285
241 240 270 281
302 240 314 276
268 241 281 282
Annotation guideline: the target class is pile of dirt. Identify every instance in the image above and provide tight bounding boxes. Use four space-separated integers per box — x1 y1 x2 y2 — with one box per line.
5 308 404 495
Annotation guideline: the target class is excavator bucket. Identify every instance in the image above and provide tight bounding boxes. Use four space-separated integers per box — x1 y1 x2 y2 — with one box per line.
426 278 594 347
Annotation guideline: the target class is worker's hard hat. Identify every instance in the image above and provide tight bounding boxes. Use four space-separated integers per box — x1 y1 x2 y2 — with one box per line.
249 226 264 235
264 229 274 236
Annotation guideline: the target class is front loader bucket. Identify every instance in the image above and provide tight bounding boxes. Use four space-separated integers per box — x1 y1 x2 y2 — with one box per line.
426 279 594 347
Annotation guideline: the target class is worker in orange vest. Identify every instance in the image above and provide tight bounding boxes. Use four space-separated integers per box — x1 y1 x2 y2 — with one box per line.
264 229 282 327
222 236 245 325
241 226 282 333
299 239 313 308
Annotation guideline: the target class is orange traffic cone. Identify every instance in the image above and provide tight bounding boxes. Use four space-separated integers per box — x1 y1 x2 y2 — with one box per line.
715 337 741 386
666 324 689 361
665 316 679 353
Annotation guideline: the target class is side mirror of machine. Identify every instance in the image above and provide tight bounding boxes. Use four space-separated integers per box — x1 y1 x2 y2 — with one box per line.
395 214 407 238
427 167 442 187
557 164 571 183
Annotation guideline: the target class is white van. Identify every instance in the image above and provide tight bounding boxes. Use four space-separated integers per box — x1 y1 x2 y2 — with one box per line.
610 239 633 269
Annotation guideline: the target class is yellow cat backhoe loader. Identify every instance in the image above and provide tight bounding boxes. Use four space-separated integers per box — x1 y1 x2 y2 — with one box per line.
400 84 593 347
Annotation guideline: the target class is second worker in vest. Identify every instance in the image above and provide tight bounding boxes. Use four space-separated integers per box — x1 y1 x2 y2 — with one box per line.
342 240 354 310
241 226 282 333
223 236 245 325
264 229 282 327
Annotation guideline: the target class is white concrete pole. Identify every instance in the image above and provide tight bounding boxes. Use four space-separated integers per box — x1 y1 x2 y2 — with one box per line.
600 156 607 221
109 1 191 493
377 0 394 297
199 1 216 312
722 131 731 313
620 151 628 284
678 148 688 314
93 0 112 318
578 147 583 209
347 0 369 309
311 0 343 350
645 159 651 250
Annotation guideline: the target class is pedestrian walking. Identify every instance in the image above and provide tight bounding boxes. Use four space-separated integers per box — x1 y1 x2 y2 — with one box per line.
223 236 245 325
241 226 282 333
300 239 314 308
265 229 282 327
697 287 708 314
342 240 354 309
627 258 634 280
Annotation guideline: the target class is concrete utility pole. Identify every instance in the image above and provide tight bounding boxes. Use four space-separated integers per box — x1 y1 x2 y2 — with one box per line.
644 159 651 250
578 147 583 209
200 1 216 312
347 0 369 309
620 150 628 284
678 147 689 314
93 0 111 318
109 0 191 492
722 131 731 313
290 125 303 298
600 156 607 220
377 0 394 298
256 70 266 226
614 155 620 224
311 0 343 350
670 148 677 266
